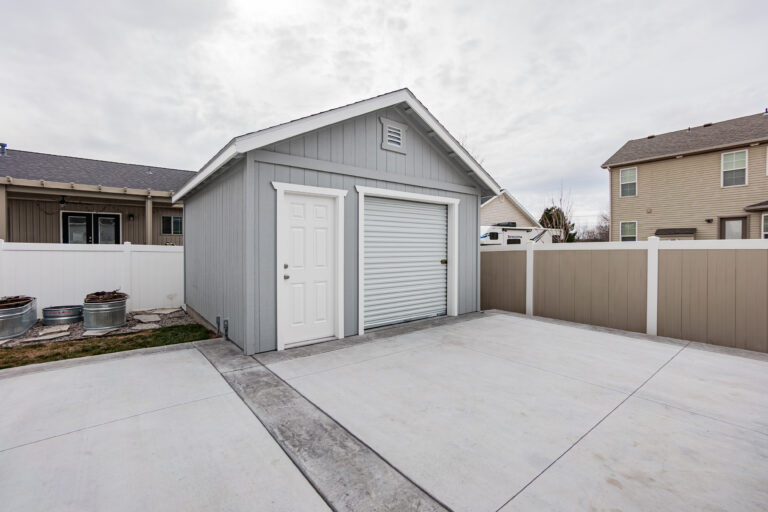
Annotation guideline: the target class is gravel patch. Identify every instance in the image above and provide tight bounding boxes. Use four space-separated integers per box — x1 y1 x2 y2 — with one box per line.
4 308 193 347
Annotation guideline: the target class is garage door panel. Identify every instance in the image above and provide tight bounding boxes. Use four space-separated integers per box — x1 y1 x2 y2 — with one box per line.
364 196 448 329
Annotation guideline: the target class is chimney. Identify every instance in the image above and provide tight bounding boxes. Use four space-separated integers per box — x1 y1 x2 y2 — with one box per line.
0 143 6 156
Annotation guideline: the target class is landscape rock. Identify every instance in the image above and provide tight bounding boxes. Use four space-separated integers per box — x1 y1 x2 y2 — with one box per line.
134 314 161 323
149 308 181 315
39 325 71 335
130 323 161 331
82 328 117 337
27 332 69 342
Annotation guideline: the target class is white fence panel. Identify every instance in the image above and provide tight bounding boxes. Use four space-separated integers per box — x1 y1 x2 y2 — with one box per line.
0 241 183 317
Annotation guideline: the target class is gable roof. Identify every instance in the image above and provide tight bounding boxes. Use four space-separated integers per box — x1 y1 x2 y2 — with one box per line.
173 89 501 202
602 111 768 168
0 149 194 192
481 190 541 227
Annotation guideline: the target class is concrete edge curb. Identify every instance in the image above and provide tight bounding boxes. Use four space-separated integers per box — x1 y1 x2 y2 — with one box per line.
0 338 225 379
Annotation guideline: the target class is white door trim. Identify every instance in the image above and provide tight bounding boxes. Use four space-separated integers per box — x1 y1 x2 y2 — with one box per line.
273 182 347 350
356 186 459 335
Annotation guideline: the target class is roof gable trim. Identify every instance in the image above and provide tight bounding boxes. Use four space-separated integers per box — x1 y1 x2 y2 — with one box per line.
173 89 500 202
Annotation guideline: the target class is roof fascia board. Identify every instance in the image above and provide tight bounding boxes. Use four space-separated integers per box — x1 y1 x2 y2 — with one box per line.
602 137 768 169
173 89 501 202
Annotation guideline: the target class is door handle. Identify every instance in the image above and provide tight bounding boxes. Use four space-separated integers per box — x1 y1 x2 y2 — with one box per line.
283 274 290 280
440 259 447 265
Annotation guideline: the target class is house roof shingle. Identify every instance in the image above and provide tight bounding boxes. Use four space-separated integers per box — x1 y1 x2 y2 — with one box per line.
0 149 195 192
603 111 768 168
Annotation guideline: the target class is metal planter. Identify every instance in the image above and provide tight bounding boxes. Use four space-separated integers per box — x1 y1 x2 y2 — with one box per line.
43 305 84 326
0 298 38 340
83 299 127 330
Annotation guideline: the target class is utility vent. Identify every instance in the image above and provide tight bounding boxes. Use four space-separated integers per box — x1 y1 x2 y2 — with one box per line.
380 117 407 154
386 126 403 147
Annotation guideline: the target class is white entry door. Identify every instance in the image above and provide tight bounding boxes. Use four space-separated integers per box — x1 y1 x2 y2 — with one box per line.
279 192 337 347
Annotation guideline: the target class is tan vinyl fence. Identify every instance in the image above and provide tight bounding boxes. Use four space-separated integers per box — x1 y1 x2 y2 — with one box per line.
481 238 768 353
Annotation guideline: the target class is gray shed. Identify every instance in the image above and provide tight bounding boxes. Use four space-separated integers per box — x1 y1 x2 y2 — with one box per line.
174 89 500 354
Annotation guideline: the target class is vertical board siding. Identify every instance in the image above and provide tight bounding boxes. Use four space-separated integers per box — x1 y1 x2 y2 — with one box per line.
658 249 768 352
480 251 526 313
251 160 480 353
264 107 476 189
184 160 245 348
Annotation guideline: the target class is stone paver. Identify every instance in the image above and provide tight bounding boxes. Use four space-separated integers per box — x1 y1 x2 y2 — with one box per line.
133 314 161 323
130 323 161 331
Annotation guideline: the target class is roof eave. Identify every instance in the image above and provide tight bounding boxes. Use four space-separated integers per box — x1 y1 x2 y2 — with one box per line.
173 89 501 202
602 136 768 169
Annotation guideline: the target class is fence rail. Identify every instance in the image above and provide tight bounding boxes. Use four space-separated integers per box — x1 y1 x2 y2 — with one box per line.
481 238 768 353
0 240 184 317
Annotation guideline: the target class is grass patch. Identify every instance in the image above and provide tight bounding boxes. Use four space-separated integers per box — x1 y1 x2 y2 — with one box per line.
0 324 215 370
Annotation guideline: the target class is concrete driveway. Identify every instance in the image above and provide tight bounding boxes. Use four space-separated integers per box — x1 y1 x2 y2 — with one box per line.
0 346 328 512
265 313 768 511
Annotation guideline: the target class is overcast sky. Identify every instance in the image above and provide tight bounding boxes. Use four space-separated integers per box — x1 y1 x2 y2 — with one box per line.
2 0 766 226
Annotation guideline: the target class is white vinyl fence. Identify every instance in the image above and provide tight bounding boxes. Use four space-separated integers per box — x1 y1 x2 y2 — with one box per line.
0 241 184 317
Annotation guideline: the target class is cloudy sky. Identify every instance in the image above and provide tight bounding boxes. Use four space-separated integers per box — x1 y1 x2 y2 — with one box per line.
2 0 766 227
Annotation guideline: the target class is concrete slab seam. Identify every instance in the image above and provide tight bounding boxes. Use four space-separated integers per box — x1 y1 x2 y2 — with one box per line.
193 347 339 512
260 361 455 512
493 340 692 512
0 391 233 454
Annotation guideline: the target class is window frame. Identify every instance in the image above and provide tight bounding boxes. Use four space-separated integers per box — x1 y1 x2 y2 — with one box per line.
619 220 638 242
161 215 183 235
619 167 638 197
720 149 748 188
762 213 768 239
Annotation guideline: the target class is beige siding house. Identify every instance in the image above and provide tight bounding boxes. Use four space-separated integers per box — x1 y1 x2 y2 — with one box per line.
0 147 193 245
603 112 768 241
481 190 540 227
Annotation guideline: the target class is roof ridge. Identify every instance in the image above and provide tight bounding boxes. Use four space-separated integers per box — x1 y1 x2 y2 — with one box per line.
627 111 766 142
5 149 193 174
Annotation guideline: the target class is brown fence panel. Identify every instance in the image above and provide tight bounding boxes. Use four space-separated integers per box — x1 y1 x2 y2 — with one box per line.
480 251 526 313
533 250 647 333
658 249 768 352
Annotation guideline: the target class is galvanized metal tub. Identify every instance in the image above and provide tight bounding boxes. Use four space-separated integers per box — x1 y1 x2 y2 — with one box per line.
0 298 38 340
43 305 84 326
83 299 127 330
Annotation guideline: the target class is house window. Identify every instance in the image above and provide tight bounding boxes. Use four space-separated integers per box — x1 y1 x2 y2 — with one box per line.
762 214 767 239
620 221 637 241
619 167 637 197
162 215 183 235
721 150 747 187
719 216 747 239
379 117 407 154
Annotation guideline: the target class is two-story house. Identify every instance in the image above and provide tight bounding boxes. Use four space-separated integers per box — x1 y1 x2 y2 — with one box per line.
603 111 768 241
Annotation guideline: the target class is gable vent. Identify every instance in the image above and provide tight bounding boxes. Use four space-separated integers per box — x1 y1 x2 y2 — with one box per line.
386 126 403 147
380 117 407 154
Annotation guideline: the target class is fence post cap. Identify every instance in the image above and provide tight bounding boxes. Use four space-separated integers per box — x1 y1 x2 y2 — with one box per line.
123 241 132 246
648 236 660 241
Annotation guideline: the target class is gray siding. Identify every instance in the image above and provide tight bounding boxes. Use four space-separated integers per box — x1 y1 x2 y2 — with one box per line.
263 107 477 188
184 160 246 348
248 160 479 354
186 106 482 355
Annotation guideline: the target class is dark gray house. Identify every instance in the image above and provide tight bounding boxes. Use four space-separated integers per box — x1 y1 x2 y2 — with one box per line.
174 89 500 354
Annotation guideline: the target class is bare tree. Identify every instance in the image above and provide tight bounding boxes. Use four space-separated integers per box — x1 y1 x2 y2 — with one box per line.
577 212 610 242
539 187 576 243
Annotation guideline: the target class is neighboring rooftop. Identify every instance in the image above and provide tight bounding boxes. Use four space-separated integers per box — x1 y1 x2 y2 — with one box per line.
0 149 194 192
603 110 768 168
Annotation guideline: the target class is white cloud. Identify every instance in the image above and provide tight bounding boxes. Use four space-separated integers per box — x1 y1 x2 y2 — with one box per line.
1 0 766 225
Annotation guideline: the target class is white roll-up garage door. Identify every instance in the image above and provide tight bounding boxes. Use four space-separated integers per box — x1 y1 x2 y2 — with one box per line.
363 196 447 329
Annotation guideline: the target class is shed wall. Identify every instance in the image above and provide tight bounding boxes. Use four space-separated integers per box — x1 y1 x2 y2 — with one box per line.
248 159 480 354
183 160 246 347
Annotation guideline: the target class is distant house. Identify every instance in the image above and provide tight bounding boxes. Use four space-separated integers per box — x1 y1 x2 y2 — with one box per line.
480 189 553 244
0 147 194 245
603 111 768 241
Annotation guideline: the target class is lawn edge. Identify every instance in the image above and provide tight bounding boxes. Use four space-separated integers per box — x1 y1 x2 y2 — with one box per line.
0 338 225 380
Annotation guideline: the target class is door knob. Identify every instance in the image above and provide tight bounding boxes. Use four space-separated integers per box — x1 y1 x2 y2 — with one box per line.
284 263 289 269
283 274 290 280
